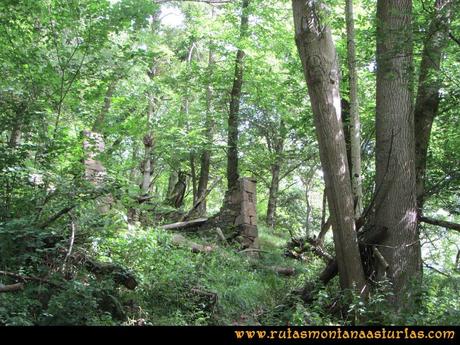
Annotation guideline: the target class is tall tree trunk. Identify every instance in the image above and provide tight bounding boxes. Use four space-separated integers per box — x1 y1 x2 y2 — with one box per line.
167 171 179 199
375 0 421 304
9 103 26 148
292 0 366 293
266 162 281 229
196 35 216 216
92 79 117 133
415 0 453 212
345 0 363 218
266 120 285 229
139 90 155 197
226 0 250 191
139 12 161 198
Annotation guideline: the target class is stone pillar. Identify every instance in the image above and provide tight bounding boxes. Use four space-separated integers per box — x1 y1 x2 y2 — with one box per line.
82 130 106 185
82 130 111 213
219 177 259 250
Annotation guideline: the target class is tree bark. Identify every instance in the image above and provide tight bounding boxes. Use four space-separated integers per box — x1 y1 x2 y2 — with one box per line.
345 0 363 218
414 0 453 211
375 0 421 304
292 0 366 293
139 96 155 196
196 38 215 216
226 0 250 191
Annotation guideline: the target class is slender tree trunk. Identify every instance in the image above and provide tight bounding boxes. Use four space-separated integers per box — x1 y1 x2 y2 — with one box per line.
140 91 155 196
8 103 26 148
375 0 421 304
345 0 363 218
196 35 216 216
321 187 327 229
266 162 281 229
305 186 311 237
342 98 352 175
139 12 161 198
415 0 453 212
266 120 285 229
292 0 366 293
92 79 117 133
190 152 197 204
167 171 179 198
226 0 250 191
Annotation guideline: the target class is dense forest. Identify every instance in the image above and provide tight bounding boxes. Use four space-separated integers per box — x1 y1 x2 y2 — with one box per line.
0 0 459 326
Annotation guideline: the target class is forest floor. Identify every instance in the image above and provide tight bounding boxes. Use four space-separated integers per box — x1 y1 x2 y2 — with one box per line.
109 224 327 326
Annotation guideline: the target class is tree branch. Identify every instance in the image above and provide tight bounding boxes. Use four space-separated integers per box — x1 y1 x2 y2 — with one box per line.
420 216 460 233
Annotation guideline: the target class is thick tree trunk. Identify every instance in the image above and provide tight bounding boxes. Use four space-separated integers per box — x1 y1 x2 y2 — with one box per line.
345 0 363 218
375 0 421 304
266 163 280 229
292 0 366 293
415 0 453 211
226 0 249 191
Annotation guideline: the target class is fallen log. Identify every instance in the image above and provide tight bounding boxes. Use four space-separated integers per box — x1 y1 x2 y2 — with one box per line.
85 259 138 290
172 234 215 254
162 218 208 231
271 266 297 277
0 283 24 293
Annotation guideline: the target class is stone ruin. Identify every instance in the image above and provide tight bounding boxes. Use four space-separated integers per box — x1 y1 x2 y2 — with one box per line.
216 177 259 250
82 130 111 212
82 130 107 185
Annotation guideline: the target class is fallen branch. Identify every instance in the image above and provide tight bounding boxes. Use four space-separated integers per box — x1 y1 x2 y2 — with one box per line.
237 248 269 254
215 227 227 243
420 216 460 233
38 205 76 229
372 246 389 270
162 218 208 231
0 270 60 287
0 283 24 293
